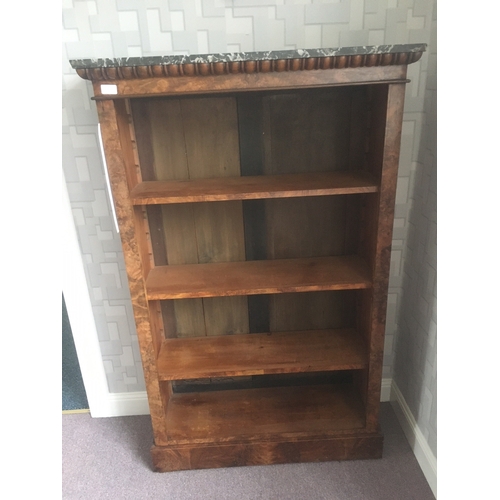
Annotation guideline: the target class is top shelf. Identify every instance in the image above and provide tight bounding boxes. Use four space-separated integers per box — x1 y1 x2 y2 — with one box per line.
130 171 378 205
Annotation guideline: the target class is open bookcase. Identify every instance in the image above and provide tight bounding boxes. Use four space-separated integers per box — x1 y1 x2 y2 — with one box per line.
72 44 426 472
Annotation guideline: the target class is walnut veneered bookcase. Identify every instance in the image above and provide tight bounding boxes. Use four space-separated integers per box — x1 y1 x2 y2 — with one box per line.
71 44 426 472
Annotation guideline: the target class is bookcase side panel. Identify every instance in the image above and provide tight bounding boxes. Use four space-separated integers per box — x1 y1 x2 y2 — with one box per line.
95 99 169 444
362 83 407 431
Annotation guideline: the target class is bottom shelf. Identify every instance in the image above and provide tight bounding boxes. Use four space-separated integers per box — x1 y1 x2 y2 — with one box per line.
151 382 382 471
166 383 366 445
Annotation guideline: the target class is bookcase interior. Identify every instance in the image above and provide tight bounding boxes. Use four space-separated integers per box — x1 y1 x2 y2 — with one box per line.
127 86 386 405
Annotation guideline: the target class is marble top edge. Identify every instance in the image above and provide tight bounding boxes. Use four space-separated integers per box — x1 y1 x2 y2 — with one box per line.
70 44 426 69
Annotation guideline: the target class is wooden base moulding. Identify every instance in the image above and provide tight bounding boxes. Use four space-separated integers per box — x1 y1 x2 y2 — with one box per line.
151 434 384 472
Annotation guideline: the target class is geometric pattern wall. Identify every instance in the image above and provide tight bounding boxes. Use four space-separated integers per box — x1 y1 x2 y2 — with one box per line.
62 0 435 406
393 0 437 457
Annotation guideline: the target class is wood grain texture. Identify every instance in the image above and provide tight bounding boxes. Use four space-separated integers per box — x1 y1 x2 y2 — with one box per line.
261 90 357 333
237 95 270 333
166 384 365 445
122 101 173 346
178 97 248 336
151 433 383 471
237 94 265 177
95 99 168 444
262 90 352 175
200 296 250 337
159 205 207 338
113 100 141 188
130 171 379 204
269 291 356 333
131 97 249 338
156 328 367 380
264 196 350 259
348 87 371 172
364 83 407 432
91 66 408 99
131 99 187 181
146 255 372 300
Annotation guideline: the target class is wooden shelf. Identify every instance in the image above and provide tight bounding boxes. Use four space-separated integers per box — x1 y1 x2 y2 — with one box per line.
146 255 372 299
157 329 367 381
166 383 366 445
130 171 379 205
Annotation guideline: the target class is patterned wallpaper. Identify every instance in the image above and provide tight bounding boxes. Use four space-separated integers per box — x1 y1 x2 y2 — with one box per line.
392 0 437 457
62 0 436 451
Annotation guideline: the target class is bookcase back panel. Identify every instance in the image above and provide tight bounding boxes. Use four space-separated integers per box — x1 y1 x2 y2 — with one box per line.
269 290 356 333
365 85 389 180
131 87 376 182
264 196 358 259
262 195 361 332
131 99 186 181
160 288 356 340
131 96 241 181
347 86 371 172
164 297 250 338
156 202 246 265
262 89 352 175
133 97 249 339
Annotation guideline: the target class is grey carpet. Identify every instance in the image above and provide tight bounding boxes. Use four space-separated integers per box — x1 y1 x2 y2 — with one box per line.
62 402 434 500
62 295 89 411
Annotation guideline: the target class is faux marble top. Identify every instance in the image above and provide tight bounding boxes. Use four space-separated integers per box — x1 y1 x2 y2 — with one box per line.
70 44 426 69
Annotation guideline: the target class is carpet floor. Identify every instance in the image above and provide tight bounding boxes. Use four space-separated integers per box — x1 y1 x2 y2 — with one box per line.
62 402 434 500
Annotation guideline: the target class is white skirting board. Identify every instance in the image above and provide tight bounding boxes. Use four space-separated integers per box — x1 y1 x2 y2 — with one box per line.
390 380 437 498
380 377 392 402
89 391 151 418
